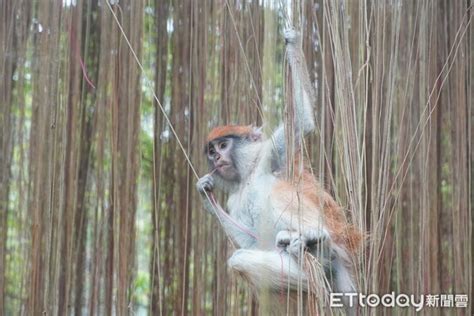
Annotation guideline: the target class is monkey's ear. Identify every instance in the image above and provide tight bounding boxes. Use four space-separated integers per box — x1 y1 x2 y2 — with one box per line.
249 126 263 142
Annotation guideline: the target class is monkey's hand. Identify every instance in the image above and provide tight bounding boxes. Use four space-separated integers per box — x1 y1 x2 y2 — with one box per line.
196 174 214 195
284 28 301 46
276 229 331 261
196 174 217 215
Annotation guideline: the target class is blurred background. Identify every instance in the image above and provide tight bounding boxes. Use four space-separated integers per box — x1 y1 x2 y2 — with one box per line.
0 0 471 315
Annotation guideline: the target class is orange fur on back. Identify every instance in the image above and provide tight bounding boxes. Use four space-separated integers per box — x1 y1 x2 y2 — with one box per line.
273 168 363 256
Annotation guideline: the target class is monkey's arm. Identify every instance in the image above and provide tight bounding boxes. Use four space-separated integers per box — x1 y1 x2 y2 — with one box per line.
196 174 257 248
268 30 316 170
285 29 316 136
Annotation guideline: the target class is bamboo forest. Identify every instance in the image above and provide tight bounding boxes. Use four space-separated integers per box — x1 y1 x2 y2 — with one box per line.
0 0 472 315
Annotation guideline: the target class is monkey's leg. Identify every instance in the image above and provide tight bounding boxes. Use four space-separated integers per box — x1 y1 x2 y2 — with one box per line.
227 249 309 292
276 230 357 313
322 244 356 294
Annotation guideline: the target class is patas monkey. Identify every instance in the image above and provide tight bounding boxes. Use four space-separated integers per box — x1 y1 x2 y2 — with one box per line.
196 29 361 313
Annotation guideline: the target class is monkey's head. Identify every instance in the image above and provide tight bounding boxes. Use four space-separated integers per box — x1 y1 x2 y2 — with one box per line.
205 125 263 183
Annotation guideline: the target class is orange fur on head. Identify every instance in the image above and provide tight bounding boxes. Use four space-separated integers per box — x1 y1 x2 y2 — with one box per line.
207 125 253 143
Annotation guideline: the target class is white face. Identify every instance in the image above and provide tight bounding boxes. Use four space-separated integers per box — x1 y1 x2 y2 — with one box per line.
207 137 240 182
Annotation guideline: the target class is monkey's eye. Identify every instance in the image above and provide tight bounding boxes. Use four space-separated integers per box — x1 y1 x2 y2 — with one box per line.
208 147 216 155
219 142 227 150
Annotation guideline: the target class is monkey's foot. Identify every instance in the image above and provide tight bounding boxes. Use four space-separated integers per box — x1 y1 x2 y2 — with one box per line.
276 229 330 258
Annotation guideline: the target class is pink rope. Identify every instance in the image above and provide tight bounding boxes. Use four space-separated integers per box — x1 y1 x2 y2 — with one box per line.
78 56 96 89
279 249 286 303
69 21 96 90
209 193 259 240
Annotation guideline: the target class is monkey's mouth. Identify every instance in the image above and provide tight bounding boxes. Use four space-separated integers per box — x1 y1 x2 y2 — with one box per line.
216 163 232 172
216 163 229 169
